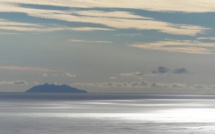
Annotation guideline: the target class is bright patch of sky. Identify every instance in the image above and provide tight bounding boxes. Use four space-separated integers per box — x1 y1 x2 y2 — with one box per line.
0 0 215 94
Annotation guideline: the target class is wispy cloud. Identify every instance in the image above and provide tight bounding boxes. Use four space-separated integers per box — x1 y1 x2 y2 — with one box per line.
0 19 63 32
130 40 215 54
27 9 207 36
69 27 113 31
0 19 112 32
0 66 54 72
69 39 112 44
0 3 208 35
69 10 146 19
0 19 42 32
2 0 215 13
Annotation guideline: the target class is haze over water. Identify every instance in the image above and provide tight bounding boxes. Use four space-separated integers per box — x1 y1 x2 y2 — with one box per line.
1 0 215 133
0 93 215 134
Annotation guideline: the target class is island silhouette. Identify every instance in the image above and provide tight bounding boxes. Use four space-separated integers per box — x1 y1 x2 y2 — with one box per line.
25 83 87 93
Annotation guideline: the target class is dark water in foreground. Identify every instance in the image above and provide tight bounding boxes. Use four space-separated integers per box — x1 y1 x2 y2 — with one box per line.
0 93 215 134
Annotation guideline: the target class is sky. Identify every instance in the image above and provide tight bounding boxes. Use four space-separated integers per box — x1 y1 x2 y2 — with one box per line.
0 0 215 94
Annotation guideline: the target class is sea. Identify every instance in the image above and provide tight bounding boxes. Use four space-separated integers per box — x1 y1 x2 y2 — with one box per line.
0 93 215 134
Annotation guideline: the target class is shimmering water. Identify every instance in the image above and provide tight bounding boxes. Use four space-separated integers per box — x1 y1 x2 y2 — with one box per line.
0 93 215 134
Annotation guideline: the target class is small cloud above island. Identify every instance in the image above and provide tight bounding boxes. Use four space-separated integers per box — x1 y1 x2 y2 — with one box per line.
152 66 189 74
173 68 188 74
152 66 169 74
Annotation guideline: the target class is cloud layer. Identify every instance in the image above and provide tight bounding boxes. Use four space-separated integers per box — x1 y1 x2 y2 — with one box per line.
131 40 215 54
71 80 215 91
2 0 215 13
152 66 189 74
0 2 209 35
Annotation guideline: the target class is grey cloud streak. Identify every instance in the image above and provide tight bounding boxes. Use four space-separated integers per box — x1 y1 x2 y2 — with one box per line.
152 66 189 74
173 68 188 74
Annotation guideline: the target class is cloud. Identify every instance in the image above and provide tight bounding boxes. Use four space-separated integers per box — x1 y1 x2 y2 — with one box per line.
71 80 215 91
71 81 148 88
130 39 215 54
69 27 113 31
120 67 189 76
120 71 144 77
72 80 171 88
64 73 77 78
158 66 169 73
0 3 208 35
0 66 54 72
153 66 169 73
152 66 190 74
71 80 188 89
0 18 112 32
69 10 145 19
0 19 57 32
0 19 43 32
2 0 215 13
13 80 28 85
28 10 206 36
69 39 112 44
0 80 28 85
173 68 188 74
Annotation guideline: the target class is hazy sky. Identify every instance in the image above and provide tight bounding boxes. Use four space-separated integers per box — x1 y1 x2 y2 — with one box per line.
0 0 215 94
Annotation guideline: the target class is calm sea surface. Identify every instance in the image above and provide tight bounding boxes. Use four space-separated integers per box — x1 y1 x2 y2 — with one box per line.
0 93 215 134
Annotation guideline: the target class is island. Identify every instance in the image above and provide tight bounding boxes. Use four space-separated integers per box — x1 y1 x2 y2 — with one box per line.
25 83 87 93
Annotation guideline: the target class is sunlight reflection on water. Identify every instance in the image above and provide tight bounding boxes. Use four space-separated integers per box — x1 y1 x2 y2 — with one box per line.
1 95 215 133
1 108 215 123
